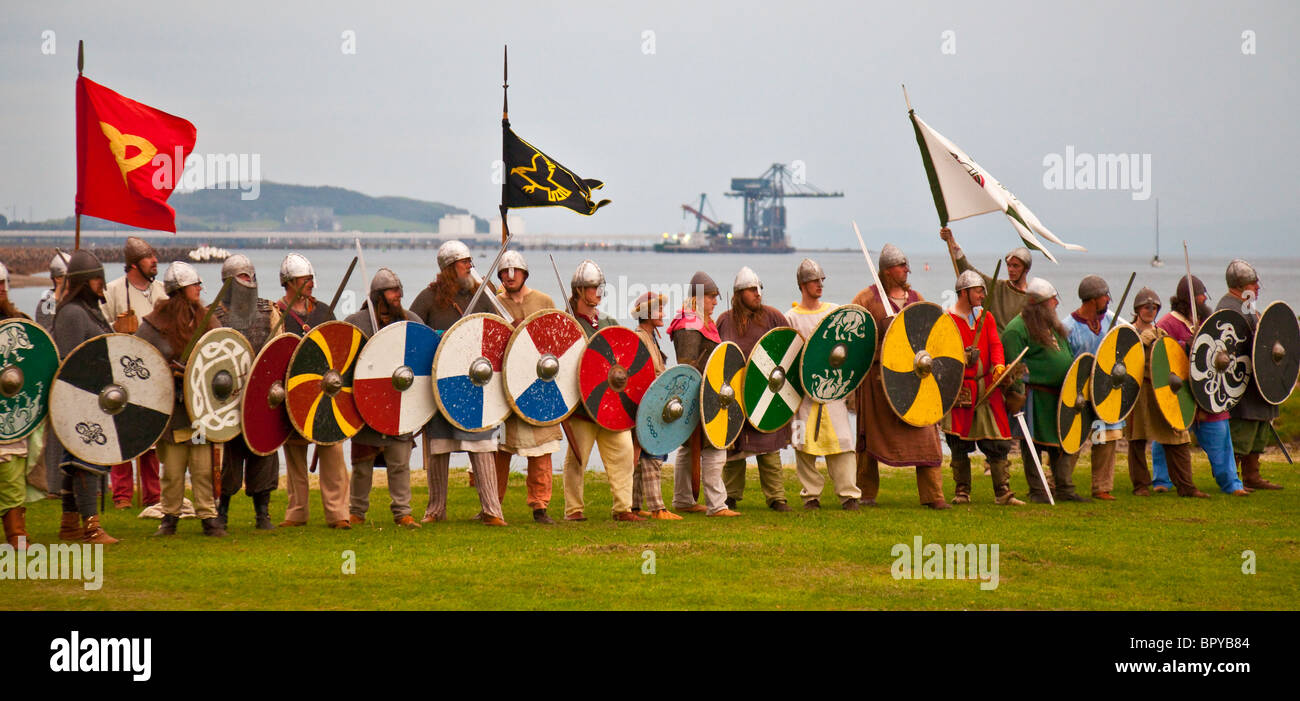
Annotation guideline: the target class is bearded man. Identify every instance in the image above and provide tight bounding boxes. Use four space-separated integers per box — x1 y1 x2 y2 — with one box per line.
716 266 791 512
410 241 507 526
851 244 949 509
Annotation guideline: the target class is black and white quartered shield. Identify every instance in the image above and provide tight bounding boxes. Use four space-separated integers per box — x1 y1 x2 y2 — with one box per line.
1057 353 1095 455
0 319 59 442
183 327 254 444
742 327 804 432
1252 301 1300 406
1189 308 1251 414
636 364 702 456
798 304 875 402
1090 325 1144 424
49 333 173 466
880 301 965 427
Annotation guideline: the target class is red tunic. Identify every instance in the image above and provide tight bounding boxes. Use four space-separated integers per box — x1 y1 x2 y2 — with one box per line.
944 308 1010 439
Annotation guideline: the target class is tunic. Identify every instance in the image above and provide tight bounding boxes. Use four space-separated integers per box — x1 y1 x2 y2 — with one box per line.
496 288 563 455
941 307 1010 440
1062 310 1125 434
1123 326 1191 445
784 302 854 456
101 276 166 331
850 285 942 467
717 305 792 457
1156 311 1228 423
1000 313 1074 445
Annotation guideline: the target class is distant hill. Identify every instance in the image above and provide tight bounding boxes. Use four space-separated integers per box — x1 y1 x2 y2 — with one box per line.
1 182 490 233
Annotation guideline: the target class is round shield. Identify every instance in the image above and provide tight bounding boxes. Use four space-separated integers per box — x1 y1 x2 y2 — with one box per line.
1189 308 1251 413
798 304 875 402
1151 336 1196 432
1252 301 1300 405
433 313 513 432
183 327 253 444
742 327 804 432
636 364 702 456
579 326 656 431
354 321 440 436
1090 325 1145 424
240 333 298 456
1057 353 1095 455
0 319 59 442
286 321 366 445
701 341 746 449
49 333 173 466
503 310 586 426
880 301 966 427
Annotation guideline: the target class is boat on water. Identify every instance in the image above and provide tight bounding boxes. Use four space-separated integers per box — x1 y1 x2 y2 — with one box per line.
1150 198 1164 268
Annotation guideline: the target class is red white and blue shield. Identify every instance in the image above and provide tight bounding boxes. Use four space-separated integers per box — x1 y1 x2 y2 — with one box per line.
355 321 440 436
434 313 513 432
503 310 586 426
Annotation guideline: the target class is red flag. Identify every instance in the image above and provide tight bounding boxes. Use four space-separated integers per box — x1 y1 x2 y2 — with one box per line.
76 76 196 233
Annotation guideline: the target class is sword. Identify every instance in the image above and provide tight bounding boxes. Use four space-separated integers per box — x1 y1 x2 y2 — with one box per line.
327 256 358 313
1108 271 1137 333
549 253 575 317
354 238 379 336
852 220 894 318
179 277 235 364
973 347 1028 410
1014 411 1054 505
1269 423 1293 464
465 235 514 318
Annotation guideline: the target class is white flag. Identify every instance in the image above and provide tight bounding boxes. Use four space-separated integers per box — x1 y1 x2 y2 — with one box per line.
910 111 1086 262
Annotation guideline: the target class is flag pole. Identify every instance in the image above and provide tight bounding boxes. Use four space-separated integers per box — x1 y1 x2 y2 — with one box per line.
1183 241 1198 331
75 40 84 251
499 44 510 246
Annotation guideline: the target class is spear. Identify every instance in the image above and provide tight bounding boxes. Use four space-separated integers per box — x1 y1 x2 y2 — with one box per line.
1108 271 1136 333
852 220 894 318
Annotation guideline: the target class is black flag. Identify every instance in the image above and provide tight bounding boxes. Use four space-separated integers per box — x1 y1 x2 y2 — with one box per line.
502 127 610 215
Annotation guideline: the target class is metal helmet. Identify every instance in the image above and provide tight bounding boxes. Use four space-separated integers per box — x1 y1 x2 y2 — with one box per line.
124 236 158 267
279 253 314 286
1006 246 1033 271
0 261 7 286
1077 275 1110 302
437 240 472 271
370 267 402 294
571 259 605 291
631 291 668 321
163 261 202 295
50 253 68 279
688 271 719 297
221 254 257 289
498 250 528 279
66 249 105 282
1026 277 1058 304
1133 286 1161 312
955 270 984 293
1225 259 1258 289
796 258 825 286
733 266 762 292
879 243 908 270
1175 274 1207 303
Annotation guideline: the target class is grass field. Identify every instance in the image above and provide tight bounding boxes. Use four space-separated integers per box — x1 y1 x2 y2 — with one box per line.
4 452 1297 611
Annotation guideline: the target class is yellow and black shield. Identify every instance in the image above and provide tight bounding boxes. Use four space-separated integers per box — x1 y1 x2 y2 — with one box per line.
1057 353 1095 455
1091 325 1144 424
701 341 746 449
880 301 966 427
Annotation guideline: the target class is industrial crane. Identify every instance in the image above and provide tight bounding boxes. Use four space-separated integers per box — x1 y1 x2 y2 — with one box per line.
681 194 733 237
725 163 843 252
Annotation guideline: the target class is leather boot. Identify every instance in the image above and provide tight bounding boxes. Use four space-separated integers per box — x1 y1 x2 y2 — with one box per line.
154 514 179 536
59 511 84 541
989 459 1023 505
950 455 972 504
2 507 29 550
201 517 227 537
82 515 119 545
217 494 232 529
253 491 275 530
1241 453 1283 490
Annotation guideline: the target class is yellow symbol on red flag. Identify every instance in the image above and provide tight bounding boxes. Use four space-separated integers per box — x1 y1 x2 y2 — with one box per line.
99 121 157 187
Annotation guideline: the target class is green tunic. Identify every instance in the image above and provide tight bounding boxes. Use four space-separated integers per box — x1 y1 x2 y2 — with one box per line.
955 253 1028 339
1001 314 1074 445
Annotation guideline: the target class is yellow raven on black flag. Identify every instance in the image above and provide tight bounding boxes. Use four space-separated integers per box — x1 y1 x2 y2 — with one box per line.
503 127 610 215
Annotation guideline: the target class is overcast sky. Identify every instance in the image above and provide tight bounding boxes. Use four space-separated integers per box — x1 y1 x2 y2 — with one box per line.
2 0 1296 255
